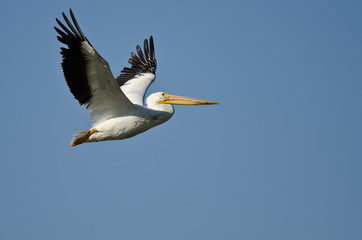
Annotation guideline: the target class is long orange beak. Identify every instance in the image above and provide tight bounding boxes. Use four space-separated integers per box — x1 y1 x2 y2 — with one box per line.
157 93 219 105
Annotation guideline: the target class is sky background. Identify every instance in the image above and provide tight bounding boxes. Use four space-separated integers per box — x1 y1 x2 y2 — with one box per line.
1 0 361 239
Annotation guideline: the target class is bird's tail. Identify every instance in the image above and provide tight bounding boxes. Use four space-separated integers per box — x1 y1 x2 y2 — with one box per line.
70 128 97 147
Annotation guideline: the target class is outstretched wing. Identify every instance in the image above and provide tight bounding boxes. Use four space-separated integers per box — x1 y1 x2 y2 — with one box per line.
55 9 135 125
116 37 157 106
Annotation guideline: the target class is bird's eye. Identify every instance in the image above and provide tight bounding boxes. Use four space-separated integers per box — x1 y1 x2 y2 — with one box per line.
162 93 165 96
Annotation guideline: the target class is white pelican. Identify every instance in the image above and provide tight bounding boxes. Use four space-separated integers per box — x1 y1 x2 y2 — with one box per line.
55 9 219 146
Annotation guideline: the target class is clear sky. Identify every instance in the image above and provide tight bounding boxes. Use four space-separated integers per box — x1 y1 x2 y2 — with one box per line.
1 0 361 239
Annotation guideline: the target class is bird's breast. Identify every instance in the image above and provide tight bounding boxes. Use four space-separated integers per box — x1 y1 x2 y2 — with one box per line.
87 110 172 142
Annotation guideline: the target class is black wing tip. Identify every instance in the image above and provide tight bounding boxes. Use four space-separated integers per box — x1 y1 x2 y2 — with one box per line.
55 8 89 44
55 9 93 106
149 36 155 60
57 8 73 17
116 36 157 86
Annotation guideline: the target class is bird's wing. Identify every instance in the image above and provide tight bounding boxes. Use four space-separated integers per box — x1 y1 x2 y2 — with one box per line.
115 36 157 106
55 9 136 125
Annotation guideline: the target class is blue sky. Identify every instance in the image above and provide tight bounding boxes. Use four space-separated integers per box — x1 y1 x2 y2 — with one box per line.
1 0 361 239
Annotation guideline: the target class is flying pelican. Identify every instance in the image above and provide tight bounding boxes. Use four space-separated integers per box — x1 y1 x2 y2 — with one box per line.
55 9 219 146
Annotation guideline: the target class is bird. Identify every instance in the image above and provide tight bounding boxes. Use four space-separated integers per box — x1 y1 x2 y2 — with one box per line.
54 9 219 146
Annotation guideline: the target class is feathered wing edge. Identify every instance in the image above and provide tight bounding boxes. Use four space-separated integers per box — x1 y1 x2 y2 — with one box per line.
55 9 135 124
54 9 93 105
116 36 157 86
115 37 157 106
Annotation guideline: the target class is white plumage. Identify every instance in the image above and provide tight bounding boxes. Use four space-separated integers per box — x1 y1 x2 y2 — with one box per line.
55 9 218 146
120 73 155 106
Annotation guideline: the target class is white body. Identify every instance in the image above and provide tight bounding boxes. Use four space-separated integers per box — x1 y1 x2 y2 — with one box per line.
87 100 173 142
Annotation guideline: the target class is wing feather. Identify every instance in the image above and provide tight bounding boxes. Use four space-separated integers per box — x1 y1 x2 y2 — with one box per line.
116 36 157 106
55 9 135 125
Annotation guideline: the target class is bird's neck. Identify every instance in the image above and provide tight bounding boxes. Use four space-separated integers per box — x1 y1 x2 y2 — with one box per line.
140 103 173 128
147 101 174 115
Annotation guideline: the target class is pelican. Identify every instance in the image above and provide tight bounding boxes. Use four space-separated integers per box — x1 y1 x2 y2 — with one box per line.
55 9 218 146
